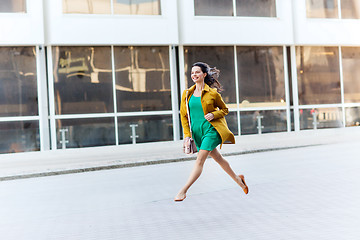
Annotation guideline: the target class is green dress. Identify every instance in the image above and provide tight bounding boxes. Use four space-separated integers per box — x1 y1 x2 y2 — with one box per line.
189 95 222 151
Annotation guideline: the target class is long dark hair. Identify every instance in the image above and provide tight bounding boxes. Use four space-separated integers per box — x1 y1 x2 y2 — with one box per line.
192 62 223 92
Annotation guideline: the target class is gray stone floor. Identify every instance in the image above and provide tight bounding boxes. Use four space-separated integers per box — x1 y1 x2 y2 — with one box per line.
0 140 359 240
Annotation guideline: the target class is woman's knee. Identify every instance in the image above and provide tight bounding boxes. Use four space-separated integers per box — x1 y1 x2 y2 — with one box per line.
196 150 210 165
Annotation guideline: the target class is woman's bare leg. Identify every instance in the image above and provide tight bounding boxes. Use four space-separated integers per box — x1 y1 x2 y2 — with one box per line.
174 150 210 201
209 148 247 190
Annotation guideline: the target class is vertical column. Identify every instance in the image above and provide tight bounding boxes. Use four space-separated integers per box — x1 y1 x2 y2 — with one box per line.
338 46 346 127
111 45 119 145
337 0 342 19
110 0 114 14
36 45 50 151
233 45 241 136
232 0 237 16
177 45 186 140
169 45 180 140
290 46 300 131
283 46 291 132
46 46 58 150
178 45 186 94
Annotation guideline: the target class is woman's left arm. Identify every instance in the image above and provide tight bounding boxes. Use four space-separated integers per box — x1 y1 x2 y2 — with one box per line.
211 92 229 120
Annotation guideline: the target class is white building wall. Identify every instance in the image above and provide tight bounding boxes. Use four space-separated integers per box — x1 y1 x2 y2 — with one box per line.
44 0 179 45
0 0 44 45
292 0 360 46
177 0 294 45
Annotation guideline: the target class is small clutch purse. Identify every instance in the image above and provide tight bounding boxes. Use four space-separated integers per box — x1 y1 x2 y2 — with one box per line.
184 137 197 154
183 91 198 154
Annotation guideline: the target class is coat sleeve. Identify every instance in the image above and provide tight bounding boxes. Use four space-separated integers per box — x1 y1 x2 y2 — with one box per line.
211 92 229 120
180 90 191 138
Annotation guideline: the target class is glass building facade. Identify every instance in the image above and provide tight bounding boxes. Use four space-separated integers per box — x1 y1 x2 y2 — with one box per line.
1 0 360 154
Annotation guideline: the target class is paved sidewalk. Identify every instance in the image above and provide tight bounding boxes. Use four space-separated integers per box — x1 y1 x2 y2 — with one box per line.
0 140 359 240
0 127 359 180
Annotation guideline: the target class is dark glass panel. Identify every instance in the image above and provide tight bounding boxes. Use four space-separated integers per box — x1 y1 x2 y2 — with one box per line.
194 0 233 16
296 46 341 105
0 47 38 117
240 110 287 135
299 108 342 130
0 121 39 153
236 0 276 17
118 115 173 144
114 46 171 112
52 46 113 114
56 118 115 148
237 46 285 107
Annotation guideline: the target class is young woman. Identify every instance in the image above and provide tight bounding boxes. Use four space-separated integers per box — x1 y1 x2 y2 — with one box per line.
174 62 249 201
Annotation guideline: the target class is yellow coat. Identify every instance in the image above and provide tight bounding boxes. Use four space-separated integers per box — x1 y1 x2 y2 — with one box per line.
180 84 235 148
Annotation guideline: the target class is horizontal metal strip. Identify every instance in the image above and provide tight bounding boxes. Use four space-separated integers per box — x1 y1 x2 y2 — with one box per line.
298 104 343 109
52 111 174 119
0 116 40 122
238 106 288 111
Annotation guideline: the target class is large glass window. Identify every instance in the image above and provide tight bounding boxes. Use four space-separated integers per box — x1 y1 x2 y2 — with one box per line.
341 0 360 18
342 47 360 103
56 118 115 148
118 115 173 144
0 121 39 153
296 46 341 105
113 0 161 15
240 110 287 135
0 47 38 117
300 108 342 130
63 0 111 14
306 0 338 18
236 0 276 17
237 46 285 108
114 46 171 112
194 0 233 16
52 46 113 115
0 0 26 13
183 46 237 105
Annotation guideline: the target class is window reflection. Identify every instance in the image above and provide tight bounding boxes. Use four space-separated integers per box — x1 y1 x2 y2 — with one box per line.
306 0 338 18
341 0 360 18
225 111 238 136
113 0 161 15
342 47 360 103
194 0 233 16
63 0 111 14
118 115 173 144
300 108 342 130
237 46 285 107
0 121 39 154
56 118 115 148
0 0 26 12
184 46 236 104
345 107 360 126
52 46 113 114
114 46 171 112
240 110 287 135
236 0 276 17
296 46 341 105
0 47 38 117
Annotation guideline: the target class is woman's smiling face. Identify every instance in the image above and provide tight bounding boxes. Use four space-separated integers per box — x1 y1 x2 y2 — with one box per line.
191 66 206 83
